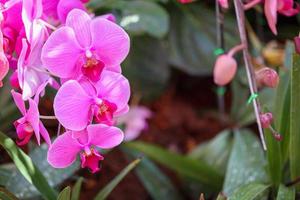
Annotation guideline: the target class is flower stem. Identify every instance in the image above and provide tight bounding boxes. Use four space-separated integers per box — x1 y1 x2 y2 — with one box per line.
233 0 267 150
215 0 226 119
243 0 262 10
40 115 57 120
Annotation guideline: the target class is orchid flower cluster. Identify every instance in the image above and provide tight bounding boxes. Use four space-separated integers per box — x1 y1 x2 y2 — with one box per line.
0 0 134 173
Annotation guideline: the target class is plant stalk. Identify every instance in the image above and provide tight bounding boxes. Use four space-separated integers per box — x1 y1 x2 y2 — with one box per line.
233 0 267 150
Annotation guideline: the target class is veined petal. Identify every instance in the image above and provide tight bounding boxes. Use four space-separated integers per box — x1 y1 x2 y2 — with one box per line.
27 98 40 145
265 0 278 35
66 9 92 48
11 90 26 115
95 70 130 113
41 26 83 78
87 124 124 149
57 0 86 23
47 131 82 168
90 18 130 67
54 80 93 131
39 121 51 146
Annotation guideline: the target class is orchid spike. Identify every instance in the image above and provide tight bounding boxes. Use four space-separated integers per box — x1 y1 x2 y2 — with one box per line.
47 124 123 173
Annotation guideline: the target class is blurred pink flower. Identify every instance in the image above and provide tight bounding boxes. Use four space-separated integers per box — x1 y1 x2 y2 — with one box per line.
0 25 9 87
11 90 50 146
47 124 123 173
265 0 300 35
255 67 279 88
117 106 152 141
54 70 130 131
42 9 129 82
178 0 194 4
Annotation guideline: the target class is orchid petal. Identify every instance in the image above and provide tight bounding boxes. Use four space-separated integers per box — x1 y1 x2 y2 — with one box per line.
39 121 51 146
66 9 92 48
47 131 82 168
265 0 278 35
11 90 26 115
27 98 40 144
87 124 124 149
41 27 83 78
57 0 86 23
54 80 93 131
90 18 130 67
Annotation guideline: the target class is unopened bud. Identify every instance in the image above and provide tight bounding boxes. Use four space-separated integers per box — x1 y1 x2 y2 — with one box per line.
255 67 279 88
213 54 237 86
9 71 20 90
260 112 273 128
273 132 282 141
294 36 300 54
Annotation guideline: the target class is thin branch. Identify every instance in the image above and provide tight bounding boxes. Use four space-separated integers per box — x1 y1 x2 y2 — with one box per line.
215 0 226 118
233 0 267 150
40 115 57 120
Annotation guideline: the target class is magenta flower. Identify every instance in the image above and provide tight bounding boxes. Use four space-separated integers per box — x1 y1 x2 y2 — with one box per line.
47 124 123 173
22 0 49 48
54 70 130 131
0 26 9 87
11 90 51 146
18 39 49 100
117 106 152 141
42 0 88 23
218 0 229 9
265 0 300 35
41 9 129 82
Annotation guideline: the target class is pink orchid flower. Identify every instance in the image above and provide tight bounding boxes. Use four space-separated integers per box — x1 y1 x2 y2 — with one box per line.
18 39 49 100
117 106 152 141
47 124 124 173
42 0 88 23
41 9 129 82
11 89 50 146
22 0 49 49
54 70 130 131
265 0 300 35
0 23 9 87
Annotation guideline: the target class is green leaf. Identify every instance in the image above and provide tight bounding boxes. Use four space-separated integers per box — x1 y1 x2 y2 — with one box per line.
6 144 79 199
189 130 233 174
223 129 268 196
229 183 269 200
168 5 237 75
57 187 71 200
71 178 84 200
264 128 282 187
123 36 170 100
94 159 141 200
123 147 183 200
289 53 300 189
125 142 223 189
117 1 169 38
276 184 295 200
0 187 19 200
0 132 57 200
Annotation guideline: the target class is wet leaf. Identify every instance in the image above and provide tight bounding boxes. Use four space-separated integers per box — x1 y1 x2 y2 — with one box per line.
57 186 71 200
223 129 268 196
230 183 269 200
276 184 295 200
71 178 84 200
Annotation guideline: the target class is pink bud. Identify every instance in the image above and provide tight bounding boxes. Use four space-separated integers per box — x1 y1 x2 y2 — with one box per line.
213 54 237 86
9 71 20 90
273 132 282 141
255 67 279 88
260 112 273 128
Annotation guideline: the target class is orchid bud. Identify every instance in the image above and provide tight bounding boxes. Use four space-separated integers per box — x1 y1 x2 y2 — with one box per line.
9 71 20 90
255 67 279 88
213 54 237 86
273 132 282 141
294 36 300 54
260 112 273 128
